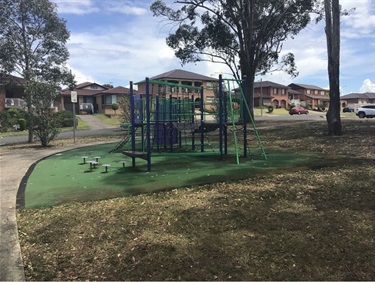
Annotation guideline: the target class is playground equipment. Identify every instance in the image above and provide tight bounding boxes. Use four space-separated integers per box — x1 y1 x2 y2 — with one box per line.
111 75 266 171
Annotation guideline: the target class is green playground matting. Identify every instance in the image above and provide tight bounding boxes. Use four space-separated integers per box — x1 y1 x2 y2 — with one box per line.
20 142 343 209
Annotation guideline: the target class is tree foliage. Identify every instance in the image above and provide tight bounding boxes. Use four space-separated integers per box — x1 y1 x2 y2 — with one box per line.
25 81 62 146
0 0 74 142
151 0 315 116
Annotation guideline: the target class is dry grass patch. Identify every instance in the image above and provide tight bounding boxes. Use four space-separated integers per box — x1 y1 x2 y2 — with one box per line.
17 119 375 280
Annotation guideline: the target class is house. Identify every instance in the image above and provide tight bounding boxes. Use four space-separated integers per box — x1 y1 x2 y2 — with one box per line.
340 92 375 108
253 81 290 108
100 86 134 115
59 82 108 113
288 83 330 109
0 73 26 111
135 69 218 106
58 82 137 115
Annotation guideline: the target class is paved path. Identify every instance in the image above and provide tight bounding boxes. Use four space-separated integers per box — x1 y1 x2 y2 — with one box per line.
77 114 117 130
0 142 114 281
0 115 117 281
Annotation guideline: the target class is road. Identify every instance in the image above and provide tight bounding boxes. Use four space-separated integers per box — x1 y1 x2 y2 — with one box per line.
0 128 125 146
0 113 327 146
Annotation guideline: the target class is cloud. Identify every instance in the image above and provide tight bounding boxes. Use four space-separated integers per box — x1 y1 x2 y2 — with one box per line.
341 0 375 38
52 0 99 15
52 0 148 15
67 64 96 84
359 79 375 93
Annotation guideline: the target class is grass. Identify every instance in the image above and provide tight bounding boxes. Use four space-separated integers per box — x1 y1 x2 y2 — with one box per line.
16 119 375 281
0 116 89 137
94 113 122 126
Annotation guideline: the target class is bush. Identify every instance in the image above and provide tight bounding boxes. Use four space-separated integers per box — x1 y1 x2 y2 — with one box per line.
0 108 27 132
0 111 10 132
267 105 274 113
18 118 26 131
111 103 119 115
56 110 75 127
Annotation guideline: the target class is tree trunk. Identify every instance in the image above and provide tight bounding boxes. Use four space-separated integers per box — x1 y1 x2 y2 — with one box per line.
325 0 341 135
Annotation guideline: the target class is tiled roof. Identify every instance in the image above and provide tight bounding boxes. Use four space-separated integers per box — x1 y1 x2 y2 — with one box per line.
101 86 135 94
289 83 326 91
149 69 217 81
60 89 103 96
341 92 375 99
305 94 330 100
254 80 288 88
0 73 26 87
288 89 301 95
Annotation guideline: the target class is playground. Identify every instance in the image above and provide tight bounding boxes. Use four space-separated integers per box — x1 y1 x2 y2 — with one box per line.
19 76 340 209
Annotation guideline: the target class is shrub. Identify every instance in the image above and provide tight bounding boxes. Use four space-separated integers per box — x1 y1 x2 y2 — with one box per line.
57 110 74 127
18 118 26 131
0 111 10 132
267 105 274 113
111 103 119 115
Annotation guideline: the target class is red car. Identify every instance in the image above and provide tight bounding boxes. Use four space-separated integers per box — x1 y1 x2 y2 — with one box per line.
289 107 309 115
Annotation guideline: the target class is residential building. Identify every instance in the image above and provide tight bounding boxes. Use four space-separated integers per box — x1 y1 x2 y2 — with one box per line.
253 81 290 108
0 73 26 111
288 83 330 109
135 69 218 106
59 82 137 115
59 82 108 113
340 92 375 108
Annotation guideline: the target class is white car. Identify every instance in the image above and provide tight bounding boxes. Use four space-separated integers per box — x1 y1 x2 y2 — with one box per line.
355 104 375 118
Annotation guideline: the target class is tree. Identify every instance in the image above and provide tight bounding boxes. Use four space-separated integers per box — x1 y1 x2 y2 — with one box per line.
27 81 61 147
0 0 74 143
324 0 341 135
150 0 315 119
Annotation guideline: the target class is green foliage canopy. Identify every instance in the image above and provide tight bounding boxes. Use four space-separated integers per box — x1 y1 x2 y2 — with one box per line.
151 0 315 116
0 0 75 142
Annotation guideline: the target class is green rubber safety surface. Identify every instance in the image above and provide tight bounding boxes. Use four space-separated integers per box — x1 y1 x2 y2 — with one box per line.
22 142 338 209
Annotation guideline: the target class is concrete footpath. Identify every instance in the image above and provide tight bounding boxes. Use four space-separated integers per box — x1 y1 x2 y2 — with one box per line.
0 115 115 281
0 142 115 281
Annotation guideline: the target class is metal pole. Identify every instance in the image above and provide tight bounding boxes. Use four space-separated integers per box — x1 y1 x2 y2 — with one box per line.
73 103 76 143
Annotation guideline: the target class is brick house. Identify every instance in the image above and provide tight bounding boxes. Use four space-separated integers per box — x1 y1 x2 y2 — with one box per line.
253 81 291 108
59 82 137 115
0 73 26 111
340 92 375 108
135 69 218 106
288 83 330 109
99 86 135 115
59 82 108 114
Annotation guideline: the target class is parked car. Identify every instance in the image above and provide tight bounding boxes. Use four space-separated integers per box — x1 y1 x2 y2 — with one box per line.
355 104 375 118
342 106 354 113
289 107 309 115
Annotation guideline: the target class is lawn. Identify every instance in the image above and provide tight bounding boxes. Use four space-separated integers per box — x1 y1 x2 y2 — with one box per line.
17 119 375 281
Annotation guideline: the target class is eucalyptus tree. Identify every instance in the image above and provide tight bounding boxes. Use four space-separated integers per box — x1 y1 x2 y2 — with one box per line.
324 0 341 135
0 0 74 142
151 0 315 118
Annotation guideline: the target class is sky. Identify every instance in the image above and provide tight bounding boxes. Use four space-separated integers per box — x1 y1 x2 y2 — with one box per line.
51 0 375 95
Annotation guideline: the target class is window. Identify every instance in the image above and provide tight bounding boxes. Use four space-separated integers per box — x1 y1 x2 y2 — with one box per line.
273 88 278 94
320 91 325 95
105 94 117 105
307 90 310 94
282 89 286 95
314 90 318 94
90 85 98 89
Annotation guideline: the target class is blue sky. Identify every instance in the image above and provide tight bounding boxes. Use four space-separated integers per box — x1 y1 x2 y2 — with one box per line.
51 0 375 94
